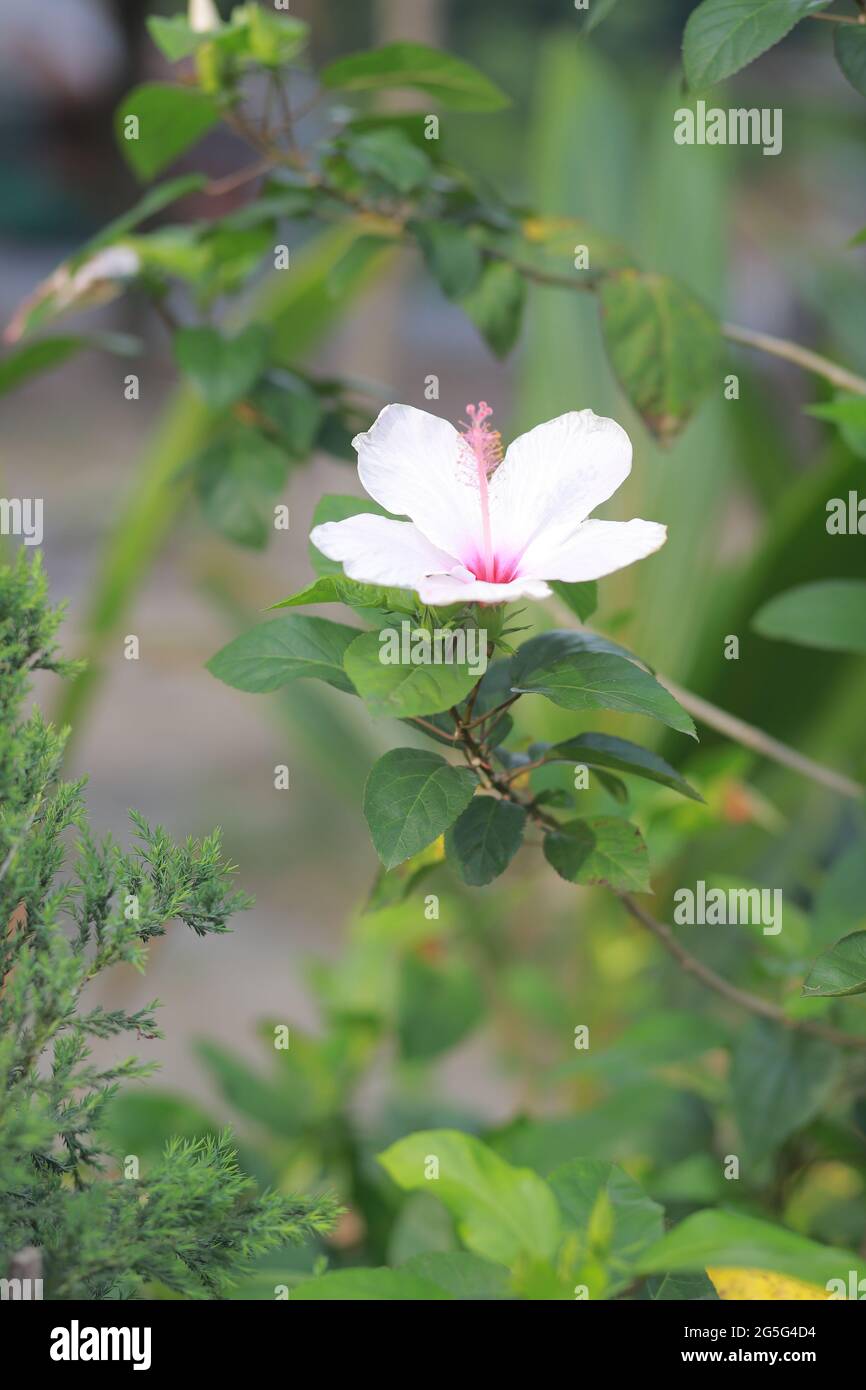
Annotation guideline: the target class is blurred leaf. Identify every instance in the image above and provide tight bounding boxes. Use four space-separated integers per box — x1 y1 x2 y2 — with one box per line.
541 732 703 802
598 270 720 444
412 220 483 300
292 1268 452 1300
84 174 207 255
550 579 597 622
115 83 220 181
174 326 268 411
344 630 479 718
401 1251 510 1300
730 1019 841 1161
251 375 323 459
683 0 831 90
556 1010 729 1082
511 633 695 737
708 1268 830 1300
147 15 204 62
806 395 866 460
397 955 485 1060
803 931 866 998
638 1209 863 1289
445 797 526 887
344 128 432 193
814 839 866 948
234 5 308 67
364 749 477 869
543 816 651 892
101 1090 219 1159
549 1159 664 1291
752 580 866 654
321 43 510 112
458 259 525 358
194 1042 301 1139
834 22 866 98
194 425 287 548
577 0 624 34
207 614 360 694
378 1129 561 1264
0 333 138 397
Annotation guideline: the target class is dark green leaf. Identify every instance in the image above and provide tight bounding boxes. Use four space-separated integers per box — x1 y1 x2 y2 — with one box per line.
814 838 866 948
174 326 268 411
543 732 703 802
577 0 623 34
270 575 414 614
730 1019 841 1161
511 633 695 738
194 426 287 549
752 579 866 654
321 43 510 112
207 614 360 694
400 1252 510 1301
549 1159 663 1291
115 83 220 181
251 375 323 458
599 270 720 444
543 817 651 892
445 797 526 886
397 955 485 1059
459 259 525 358
344 629 480 719
412 220 483 300
345 128 432 193
683 0 831 90
803 931 866 998
364 748 477 869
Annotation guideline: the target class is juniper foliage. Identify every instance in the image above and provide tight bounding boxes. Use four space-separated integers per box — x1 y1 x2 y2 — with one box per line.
0 553 338 1298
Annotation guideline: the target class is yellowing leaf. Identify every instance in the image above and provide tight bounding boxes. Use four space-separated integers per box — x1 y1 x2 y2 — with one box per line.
707 1267 830 1301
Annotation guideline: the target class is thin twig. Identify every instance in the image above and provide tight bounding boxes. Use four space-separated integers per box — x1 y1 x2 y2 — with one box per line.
204 159 273 197
723 322 866 396
617 891 866 1050
662 676 865 801
807 10 860 22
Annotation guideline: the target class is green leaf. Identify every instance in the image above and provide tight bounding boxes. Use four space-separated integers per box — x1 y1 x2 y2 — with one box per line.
400 1251 510 1301
291 1268 453 1300
234 5 308 67
830 14 866 94
637 1209 863 1289
0 332 140 397
412 220 483 300
549 1159 664 1291
115 83 220 181
543 817 651 893
598 270 720 444
752 579 866 654
378 1129 562 1265
194 426 287 549
308 494 390 576
577 0 623 34
146 15 203 62
683 0 831 90
550 579 597 622
207 614 360 695
542 732 703 802
397 955 485 1060
458 259 525 359
730 1020 841 1161
345 128 432 193
270 575 414 614
511 632 696 738
174 325 268 411
445 797 526 886
251 378 323 460
364 749 477 869
814 838 866 948
344 629 480 719
803 931 866 998
84 174 207 255
806 394 866 460
321 43 510 112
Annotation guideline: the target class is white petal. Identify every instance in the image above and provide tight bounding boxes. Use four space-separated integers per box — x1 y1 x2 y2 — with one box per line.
532 518 667 583
489 411 632 565
353 404 481 561
417 574 552 606
310 513 468 589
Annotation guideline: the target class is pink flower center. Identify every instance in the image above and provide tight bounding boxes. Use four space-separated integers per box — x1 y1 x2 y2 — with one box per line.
459 402 517 584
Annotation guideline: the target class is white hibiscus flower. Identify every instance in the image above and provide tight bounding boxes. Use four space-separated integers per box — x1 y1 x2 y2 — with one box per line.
310 402 667 606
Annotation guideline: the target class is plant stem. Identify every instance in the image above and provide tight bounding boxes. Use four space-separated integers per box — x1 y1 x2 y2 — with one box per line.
722 322 866 396
617 890 866 1050
807 10 860 22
